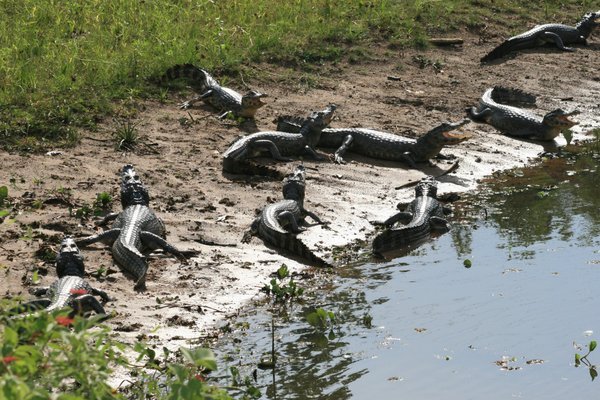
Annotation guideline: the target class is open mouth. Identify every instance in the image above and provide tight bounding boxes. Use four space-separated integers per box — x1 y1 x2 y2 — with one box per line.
558 110 580 125
442 130 473 143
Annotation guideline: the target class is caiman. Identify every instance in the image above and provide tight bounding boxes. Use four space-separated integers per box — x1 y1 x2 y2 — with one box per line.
242 165 331 267
12 237 109 317
77 165 186 291
163 64 267 118
222 104 336 176
481 11 600 62
372 176 451 255
276 116 471 167
468 86 579 141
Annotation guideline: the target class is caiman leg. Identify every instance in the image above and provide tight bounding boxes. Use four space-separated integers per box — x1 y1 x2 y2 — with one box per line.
95 213 119 227
139 231 187 260
429 216 450 231
303 209 326 225
303 146 326 161
400 152 418 169
91 288 111 302
543 32 575 51
333 135 354 164
252 140 293 161
468 106 493 123
373 211 413 227
179 90 212 109
77 229 121 247
277 211 305 233
30 287 49 296
71 295 107 317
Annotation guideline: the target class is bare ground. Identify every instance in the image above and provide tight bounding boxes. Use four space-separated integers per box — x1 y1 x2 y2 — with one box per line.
1 33 599 349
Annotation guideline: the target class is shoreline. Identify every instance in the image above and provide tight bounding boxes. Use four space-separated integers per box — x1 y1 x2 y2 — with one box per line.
1 40 599 351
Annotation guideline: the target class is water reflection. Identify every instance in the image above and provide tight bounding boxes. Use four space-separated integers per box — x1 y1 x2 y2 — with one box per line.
215 146 600 399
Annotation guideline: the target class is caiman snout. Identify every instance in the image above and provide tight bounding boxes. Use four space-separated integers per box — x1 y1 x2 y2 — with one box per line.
546 109 580 128
244 90 268 104
440 119 473 143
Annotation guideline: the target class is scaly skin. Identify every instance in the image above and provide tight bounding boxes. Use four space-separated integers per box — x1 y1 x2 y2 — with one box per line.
243 165 331 267
163 64 267 118
13 238 109 317
468 87 579 141
222 104 336 175
77 165 185 291
277 117 471 167
481 11 600 62
372 176 451 255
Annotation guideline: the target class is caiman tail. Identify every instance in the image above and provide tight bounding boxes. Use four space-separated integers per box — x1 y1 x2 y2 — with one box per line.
113 239 148 290
480 38 532 63
162 64 218 92
490 86 537 107
262 228 332 268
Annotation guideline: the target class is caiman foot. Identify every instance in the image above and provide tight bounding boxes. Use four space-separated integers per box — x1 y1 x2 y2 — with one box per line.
334 155 347 164
134 276 147 293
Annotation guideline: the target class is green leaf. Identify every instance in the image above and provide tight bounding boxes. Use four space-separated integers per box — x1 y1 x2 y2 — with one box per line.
563 129 573 145
575 353 581 366
590 366 598 381
306 312 321 328
0 186 8 203
590 341 597 352
180 348 217 372
0 209 9 218
463 259 472 268
3 326 18 347
276 264 289 280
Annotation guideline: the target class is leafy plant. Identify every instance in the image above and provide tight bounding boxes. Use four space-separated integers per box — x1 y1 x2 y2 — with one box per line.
0 186 9 218
0 301 236 399
261 265 304 304
95 192 113 209
0 186 8 207
113 120 139 152
362 313 373 328
575 340 598 381
305 307 336 330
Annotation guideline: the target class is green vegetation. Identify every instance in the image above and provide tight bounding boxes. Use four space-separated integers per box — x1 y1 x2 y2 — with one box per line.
261 265 304 304
0 186 9 219
575 340 598 381
113 119 140 152
0 0 591 150
0 304 245 399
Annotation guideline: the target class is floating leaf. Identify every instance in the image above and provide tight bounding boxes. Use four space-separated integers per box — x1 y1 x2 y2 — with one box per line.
590 341 597 352
591 366 598 381
575 353 581 366
463 259 472 268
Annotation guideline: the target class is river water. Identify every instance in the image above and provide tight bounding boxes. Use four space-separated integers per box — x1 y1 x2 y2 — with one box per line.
214 142 600 399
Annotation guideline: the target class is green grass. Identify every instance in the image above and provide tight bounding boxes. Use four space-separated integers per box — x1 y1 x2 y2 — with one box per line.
0 0 596 150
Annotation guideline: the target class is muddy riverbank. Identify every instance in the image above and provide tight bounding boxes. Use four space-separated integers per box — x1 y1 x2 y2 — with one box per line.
1 35 599 350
